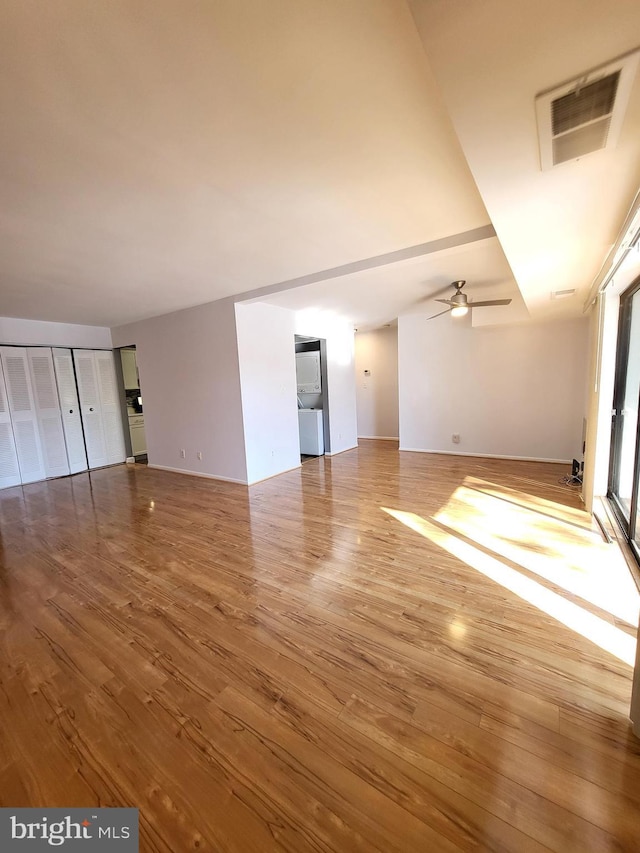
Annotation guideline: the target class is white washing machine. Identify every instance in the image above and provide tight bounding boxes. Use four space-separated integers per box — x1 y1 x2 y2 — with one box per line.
298 409 324 455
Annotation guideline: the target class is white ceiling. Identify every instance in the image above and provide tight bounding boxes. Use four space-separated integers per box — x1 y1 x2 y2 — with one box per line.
409 0 640 320
0 1 638 329
260 235 528 329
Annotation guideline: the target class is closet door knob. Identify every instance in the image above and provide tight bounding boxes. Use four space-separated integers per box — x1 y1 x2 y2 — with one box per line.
89 407 94 412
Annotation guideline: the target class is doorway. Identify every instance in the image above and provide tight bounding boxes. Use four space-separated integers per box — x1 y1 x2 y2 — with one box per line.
609 277 640 562
116 346 148 463
295 335 329 462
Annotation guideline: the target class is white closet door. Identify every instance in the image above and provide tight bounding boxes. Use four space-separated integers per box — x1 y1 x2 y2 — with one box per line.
73 349 109 468
0 347 46 484
27 348 70 479
52 348 88 474
0 359 21 489
94 350 126 465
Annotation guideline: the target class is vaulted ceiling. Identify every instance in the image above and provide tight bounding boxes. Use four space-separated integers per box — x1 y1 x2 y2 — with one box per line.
0 1 638 329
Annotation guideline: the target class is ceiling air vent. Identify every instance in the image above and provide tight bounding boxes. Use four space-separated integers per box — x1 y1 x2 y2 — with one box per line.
536 50 639 170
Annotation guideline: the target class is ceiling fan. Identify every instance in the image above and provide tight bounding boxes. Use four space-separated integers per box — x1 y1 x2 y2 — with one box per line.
427 280 512 320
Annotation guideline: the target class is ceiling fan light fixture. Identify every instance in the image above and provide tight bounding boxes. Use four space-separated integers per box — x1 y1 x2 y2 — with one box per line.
426 280 511 321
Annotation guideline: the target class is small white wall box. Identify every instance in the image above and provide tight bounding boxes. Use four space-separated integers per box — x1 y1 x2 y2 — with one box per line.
296 351 322 393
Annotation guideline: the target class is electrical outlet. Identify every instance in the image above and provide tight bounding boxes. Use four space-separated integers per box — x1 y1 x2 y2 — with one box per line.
452 434 461 444
179 449 186 459
197 451 203 460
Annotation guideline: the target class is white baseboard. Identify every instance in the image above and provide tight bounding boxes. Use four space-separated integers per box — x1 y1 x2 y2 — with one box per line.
358 435 399 441
398 447 571 464
325 444 359 457
148 463 247 485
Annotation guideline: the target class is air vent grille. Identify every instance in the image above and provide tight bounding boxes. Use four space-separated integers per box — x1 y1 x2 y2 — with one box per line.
551 72 619 136
535 51 639 170
552 117 612 164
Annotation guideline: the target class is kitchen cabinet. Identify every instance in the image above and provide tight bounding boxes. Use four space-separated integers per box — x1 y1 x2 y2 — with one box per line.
121 348 139 390
129 415 146 455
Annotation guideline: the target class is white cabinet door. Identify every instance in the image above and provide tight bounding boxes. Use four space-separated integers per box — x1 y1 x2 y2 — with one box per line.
121 349 139 390
0 358 21 489
27 348 70 479
0 347 46 484
74 350 126 468
129 416 146 455
52 348 88 474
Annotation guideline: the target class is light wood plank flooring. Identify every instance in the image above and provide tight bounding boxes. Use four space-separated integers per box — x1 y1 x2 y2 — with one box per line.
1 440 639 851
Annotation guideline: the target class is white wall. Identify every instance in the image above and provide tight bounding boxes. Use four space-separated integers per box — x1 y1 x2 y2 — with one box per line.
633 631 640 738
398 314 589 462
112 297 247 483
293 310 358 455
0 316 112 348
354 326 399 439
235 303 300 484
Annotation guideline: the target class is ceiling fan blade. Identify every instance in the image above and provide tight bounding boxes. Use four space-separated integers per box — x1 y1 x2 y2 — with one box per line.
425 308 452 321
468 299 512 308
434 298 455 306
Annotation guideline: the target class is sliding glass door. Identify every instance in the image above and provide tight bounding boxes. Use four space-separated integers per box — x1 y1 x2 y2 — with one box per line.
609 279 640 559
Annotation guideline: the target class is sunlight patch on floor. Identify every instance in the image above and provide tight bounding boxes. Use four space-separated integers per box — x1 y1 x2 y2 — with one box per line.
381 506 637 666
431 479 640 626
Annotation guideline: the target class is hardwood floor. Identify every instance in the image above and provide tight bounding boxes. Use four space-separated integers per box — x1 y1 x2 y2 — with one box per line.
1 440 639 851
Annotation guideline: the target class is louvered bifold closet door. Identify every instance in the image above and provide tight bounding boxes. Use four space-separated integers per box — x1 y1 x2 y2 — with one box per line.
26 348 70 479
73 350 109 468
94 350 126 465
73 350 126 469
0 357 21 489
52 348 88 474
0 347 46 484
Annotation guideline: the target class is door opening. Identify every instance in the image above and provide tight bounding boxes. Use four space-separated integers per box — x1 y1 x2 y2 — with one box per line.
116 346 148 464
295 336 329 462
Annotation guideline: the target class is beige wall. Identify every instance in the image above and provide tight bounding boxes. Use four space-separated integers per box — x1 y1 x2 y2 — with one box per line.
398 315 589 461
354 327 399 439
235 302 301 484
112 297 248 483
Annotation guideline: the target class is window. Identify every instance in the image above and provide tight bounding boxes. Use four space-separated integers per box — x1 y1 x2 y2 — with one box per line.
609 277 640 562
